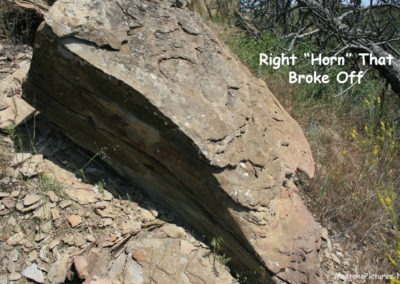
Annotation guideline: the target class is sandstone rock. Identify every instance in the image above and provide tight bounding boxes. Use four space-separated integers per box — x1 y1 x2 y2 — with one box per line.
0 192 10 198
10 153 32 166
48 256 68 283
64 186 98 205
0 61 35 130
128 234 234 284
95 206 114 219
21 200 43 212
22 263 45 283
74 254 97 280
39 245 51 263
9 272 21 281
124 254 144 284
122 221 141 235
6 232 24 246
25 0 320 282
139 209 155 223
74 252 109 281
321 227 329 241
23 194 40 206
160 224 186 238
180 240 197 255
8 249 19 262
331 253 341 265
34 232 47 242
51 207 60 219
49 239 60 250
59 200 72 209
20 154 45 177
7 261 15 273
33 205 52 220
2 197 15 209
46 191 60 203
67 215 82 227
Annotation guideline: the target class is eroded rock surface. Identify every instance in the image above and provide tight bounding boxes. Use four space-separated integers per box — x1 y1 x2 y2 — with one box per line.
25 0 322 282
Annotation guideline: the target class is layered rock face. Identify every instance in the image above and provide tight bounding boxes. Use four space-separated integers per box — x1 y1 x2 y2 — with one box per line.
25 0 322 282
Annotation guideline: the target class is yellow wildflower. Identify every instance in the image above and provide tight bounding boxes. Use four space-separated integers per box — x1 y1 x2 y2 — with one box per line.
351 128 357 139
373 145 379 156
380 121 386 131
385 196 392 207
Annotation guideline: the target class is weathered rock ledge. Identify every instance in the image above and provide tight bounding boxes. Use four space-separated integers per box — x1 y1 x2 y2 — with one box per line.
24 0 322 282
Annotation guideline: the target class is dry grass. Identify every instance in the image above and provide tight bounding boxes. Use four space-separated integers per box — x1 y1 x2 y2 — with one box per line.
0 1 42 44
271 79 400 275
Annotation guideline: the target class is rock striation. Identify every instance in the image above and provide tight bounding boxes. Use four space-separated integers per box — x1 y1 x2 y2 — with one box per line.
24 0 322 282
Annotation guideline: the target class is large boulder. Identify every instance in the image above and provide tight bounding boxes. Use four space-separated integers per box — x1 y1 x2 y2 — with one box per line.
24 0 322 282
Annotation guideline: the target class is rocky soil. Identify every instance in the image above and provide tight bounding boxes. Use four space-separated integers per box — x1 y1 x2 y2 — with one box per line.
0 40 236 284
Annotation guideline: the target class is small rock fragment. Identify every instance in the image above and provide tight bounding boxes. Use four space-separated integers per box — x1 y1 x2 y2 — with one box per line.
100 190 113 201
8 249 19 262
67 215 82 227
23 194 41 206
74 253 99 279
51 207 60 219
0 209 10 216
20 155 45 177
0 192 10 198
95 206 114 218
39 245 51 263
139 209 155 222
28 250 39 262
9 272 22 281
49 239 60 250
94 201 108 209
7 261 15 273
321 227 329 241
10 152 32 166
74 234 86 247
122 221 141 235
48 256 68 283
64 186 97 205
22 263 45 283
59 200 72 208
10 190 20 198
46 191 60 202
160 224 186 238
331 253 341 265
2 197 15 209
21 201 42 212
33 206 52 219
34 232 47 242
102 218 113 227
7 232 24 245
62 235 75 246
